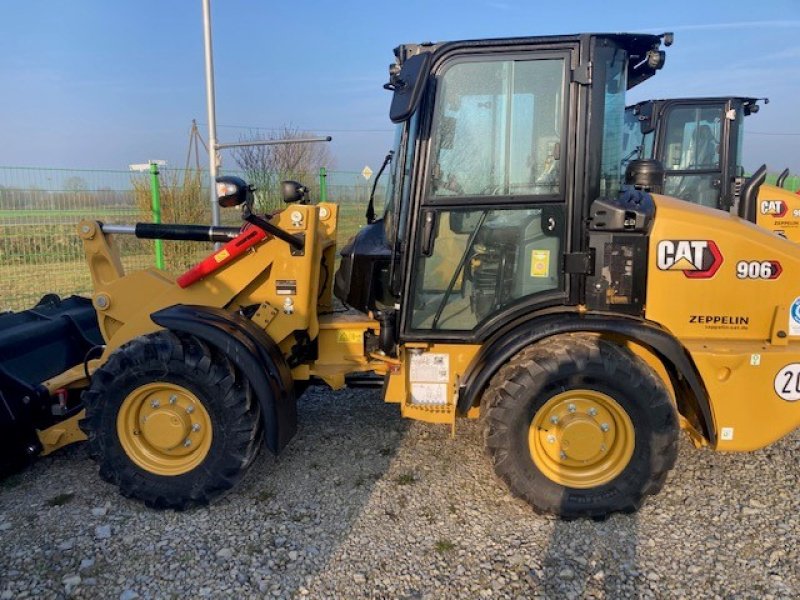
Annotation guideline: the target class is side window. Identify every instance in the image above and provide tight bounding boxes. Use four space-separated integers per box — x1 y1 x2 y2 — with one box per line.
411 207 564 331
663 106 723 171
429 59 565 198
599 52 628 197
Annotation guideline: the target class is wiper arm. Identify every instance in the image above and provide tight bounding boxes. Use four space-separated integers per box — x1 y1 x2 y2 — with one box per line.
366 150 394 224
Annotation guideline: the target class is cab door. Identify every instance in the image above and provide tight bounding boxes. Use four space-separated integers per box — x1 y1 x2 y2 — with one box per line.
401 49 575 340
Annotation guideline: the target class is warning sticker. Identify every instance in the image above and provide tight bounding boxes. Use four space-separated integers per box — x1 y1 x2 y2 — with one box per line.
214 249 230 263
410 383 448 405
530 249 550 278
409 353 449 383
336 330 362 344
276 280 297 296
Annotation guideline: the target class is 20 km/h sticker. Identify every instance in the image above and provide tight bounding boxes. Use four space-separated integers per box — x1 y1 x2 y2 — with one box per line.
774 363 800 401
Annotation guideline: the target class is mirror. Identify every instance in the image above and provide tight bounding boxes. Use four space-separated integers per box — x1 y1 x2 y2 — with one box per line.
216 175 252 208
282 180 309 204
388 52 432 124
638 103 655 134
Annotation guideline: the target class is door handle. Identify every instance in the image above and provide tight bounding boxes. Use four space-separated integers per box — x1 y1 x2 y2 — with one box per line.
421 210 437 257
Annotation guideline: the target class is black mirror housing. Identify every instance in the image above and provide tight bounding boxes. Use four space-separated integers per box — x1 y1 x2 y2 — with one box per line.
216 175 252 208
387 52 432 123
282 180 309 204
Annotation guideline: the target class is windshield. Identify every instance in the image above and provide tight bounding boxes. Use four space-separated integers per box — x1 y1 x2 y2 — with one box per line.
382 124 403 243
383 113 418 249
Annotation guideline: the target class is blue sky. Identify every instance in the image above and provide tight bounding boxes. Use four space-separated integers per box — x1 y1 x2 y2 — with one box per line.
1 0 799 174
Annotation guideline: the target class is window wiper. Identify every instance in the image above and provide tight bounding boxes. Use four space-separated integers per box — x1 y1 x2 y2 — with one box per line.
366 150 394 224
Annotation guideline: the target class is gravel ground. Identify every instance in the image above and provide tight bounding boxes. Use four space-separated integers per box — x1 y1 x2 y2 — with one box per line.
0 387 797 599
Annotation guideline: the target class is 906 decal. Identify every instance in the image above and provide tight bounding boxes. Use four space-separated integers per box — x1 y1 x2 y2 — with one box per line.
656 240 723 279
735 260 782 280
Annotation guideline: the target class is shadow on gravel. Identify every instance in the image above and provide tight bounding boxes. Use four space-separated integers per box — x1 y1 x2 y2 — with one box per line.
531 515 642 597
0 386 410 599
230 385 411 595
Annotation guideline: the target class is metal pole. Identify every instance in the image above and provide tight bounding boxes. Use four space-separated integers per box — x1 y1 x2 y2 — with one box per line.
319 167 328 202
149 163 165 269
201 0 220 227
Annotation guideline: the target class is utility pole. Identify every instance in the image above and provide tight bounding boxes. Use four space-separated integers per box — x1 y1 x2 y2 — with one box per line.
201 0 220 227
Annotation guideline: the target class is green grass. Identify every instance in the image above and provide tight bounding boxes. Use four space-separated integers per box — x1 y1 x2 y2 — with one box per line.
396 472 416 485
434 539 455 553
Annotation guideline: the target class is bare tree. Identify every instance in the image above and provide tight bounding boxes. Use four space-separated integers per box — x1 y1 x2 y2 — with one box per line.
232 126 333 212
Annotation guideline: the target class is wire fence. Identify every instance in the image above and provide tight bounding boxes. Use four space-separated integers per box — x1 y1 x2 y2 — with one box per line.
0 166 383 311
1 165 798 312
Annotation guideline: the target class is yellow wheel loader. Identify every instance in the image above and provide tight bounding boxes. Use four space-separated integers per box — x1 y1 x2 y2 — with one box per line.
624 96 800 239
2 32 799 519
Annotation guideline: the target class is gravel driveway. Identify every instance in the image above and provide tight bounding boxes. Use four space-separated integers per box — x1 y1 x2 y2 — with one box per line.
1 387 797 599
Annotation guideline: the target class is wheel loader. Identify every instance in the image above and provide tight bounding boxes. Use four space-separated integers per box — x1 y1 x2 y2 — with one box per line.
623 96 800 239
2 32 799 519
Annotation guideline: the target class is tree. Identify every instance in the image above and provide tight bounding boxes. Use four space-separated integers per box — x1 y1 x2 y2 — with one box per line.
231 126 333 212
63 176 89 193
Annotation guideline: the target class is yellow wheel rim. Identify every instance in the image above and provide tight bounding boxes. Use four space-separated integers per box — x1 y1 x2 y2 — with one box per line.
117 382 212 476
529 389 635 489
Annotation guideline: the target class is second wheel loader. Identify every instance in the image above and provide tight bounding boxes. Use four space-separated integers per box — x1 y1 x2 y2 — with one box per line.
623 96 800 239
3 32 799 519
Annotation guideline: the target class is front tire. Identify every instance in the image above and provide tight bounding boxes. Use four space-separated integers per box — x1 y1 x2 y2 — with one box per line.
81 331 261 509
482 334 678 519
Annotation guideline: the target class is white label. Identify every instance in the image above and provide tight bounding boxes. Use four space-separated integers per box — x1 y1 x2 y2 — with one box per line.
410 383 448 405
789 297 800 336
720 427 735 441
409 353 449 383
774 363 800 401
750 354 761 366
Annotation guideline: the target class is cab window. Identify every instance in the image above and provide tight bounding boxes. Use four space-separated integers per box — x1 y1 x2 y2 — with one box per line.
663 106 722 171
428 59 565 198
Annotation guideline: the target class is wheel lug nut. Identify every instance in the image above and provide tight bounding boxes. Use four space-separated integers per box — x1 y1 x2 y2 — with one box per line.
547 435 556 444
183 439 192 447
550 416 559 424
150 400 160 408
568 404 576 413
559 451 568 460
185 405 195 414
192 423 201 432
600 444 607 452
169 395 177 405
600 423 610 432
588 408 598 417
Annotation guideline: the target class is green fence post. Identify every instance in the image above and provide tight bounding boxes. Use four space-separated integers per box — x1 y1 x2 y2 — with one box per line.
149 162 165 269
319 167 328 202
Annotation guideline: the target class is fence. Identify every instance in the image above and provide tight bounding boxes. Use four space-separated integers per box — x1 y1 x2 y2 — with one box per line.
0 166 384 311
2 165 798 312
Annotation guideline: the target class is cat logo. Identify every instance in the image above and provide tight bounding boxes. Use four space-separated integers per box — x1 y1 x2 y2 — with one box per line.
760 200 787 217
656 240 723 279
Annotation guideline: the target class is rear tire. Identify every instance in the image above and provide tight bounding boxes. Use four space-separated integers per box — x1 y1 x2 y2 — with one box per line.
81 331 261 509
482 333 678 519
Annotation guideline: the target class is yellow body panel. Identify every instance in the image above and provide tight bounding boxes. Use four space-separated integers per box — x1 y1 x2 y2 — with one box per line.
385 344 480 424
646 195 800 450
756 183 800 240
80 203 339 356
